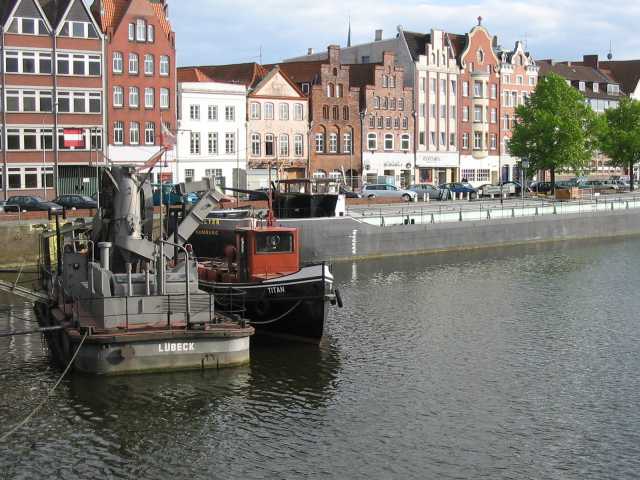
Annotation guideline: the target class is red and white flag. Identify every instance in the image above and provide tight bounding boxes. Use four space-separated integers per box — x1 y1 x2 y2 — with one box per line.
160 122 176 150
63 128 85 148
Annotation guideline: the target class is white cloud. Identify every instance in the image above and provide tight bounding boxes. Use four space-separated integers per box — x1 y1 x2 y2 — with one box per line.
171 0 640 65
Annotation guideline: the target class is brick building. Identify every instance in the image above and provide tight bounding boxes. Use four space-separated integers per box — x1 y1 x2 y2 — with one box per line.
279 45 361 183
350 52 414 187
455 19 501 186
1 0 105 200
91 0 176 166
498 41 538 182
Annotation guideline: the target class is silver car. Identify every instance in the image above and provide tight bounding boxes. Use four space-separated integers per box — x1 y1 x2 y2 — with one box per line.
361 184 418 202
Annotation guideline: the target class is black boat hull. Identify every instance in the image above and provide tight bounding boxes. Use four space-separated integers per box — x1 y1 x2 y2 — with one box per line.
200 265 332 342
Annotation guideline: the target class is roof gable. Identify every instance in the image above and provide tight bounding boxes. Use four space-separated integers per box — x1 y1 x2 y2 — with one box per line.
55 0 101 34
91 0 172 37
4 0 52 31
251 68 304 98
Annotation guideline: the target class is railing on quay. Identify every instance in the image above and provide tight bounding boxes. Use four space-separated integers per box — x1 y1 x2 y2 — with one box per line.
354 194 640 227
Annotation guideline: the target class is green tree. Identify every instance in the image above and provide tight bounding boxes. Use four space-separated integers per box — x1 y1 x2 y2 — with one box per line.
597 97 640 191
509 73 599 192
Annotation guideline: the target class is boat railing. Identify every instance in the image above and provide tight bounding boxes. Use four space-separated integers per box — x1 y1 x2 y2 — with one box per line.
203 285 247 319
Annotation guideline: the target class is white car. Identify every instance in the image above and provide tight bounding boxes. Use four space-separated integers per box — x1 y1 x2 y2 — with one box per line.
361 184 418 202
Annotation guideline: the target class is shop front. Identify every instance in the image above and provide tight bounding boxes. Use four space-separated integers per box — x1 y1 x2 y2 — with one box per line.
362 152 413 188
415 152 459 186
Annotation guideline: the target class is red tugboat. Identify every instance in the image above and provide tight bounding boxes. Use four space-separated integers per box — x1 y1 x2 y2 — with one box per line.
195 215 342 342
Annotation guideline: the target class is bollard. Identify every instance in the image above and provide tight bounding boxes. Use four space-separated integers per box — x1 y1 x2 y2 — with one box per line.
535 207 539 216
626 201 629 209
466 192 470 201
511 208 515 218
611 201 614 211
553 204 557 215
459 209 463 221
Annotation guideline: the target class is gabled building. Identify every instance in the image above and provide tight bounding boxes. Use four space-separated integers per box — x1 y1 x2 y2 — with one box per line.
91 0 176 165
349 52 414 187
1 0 105 200
278 46 361 183
498 41 538 182
453 19 501 186
600 59 640 100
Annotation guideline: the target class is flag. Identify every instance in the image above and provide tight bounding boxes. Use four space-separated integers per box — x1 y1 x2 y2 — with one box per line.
63 128 85 148
160 122 176 150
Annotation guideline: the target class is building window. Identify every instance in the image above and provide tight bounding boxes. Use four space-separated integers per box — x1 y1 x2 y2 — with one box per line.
266 134 274 156
462 81 469 97
461 169 476 182
250 133 261 156
430 104 436 117
382 75 388 88
473 131 482 150
373 96 380 109
129 86 139 107
279 134 289 156
114 121 124 144
190 105 200 120
332 106 339 120
608 84 620 94
145 122 155 145
55 53 100 76
225 106 235 121
343 106 349 121
129 122 140 144
184 169 194 183
144 88 154 108
129 53 139 74
477 169 490 182
451 105 456 119
208 105 217 120
294 103 304 121
474 105 483 122
144 54 154 75
60 21 98 39
462 132 469 149
462 106 469 122
136 19 146 41
294 134 304 156
394 117 400 129
327 83 335 97
147 24 154 43
265 103 274 120
402 117 408 129
579 81 586 92
225 133 235 154
128 23 135 41
440 104 447 118
451 80 457 96
279 103 289 120
385 117 392 128
209 132 218 154
450 133 456 146
336 84 344 97
328 133 338 153
368 132 378 150
113 86 123 107
491 108 497 123
384 133 393 150
190 132 200 154
490 84 497 99
490 134 497 150
398 98 404 111
517 75 523 85
382 97 388 109
301 83 310 94
113 52 123 73
343 133 352 154
528 76 536 86
419 103 425 117
160 56 170 76
377 117 383 129
401 134 410 151
474 81 482 98
160 88 169 109
504 114 510 130
250 102 260 120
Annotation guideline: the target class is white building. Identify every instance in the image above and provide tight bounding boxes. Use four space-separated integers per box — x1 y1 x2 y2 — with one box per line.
174 81 247 188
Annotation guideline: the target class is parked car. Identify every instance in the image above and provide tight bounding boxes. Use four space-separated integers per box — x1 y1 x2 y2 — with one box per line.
339 185 361 198
477 184 504 197
529 181 554 194
6 195 62 212
408 184 443 200
501 181 529 195
361 184 418 201
577 180 619 192
53 194 98 210
152 184 200 206
439 182 478 200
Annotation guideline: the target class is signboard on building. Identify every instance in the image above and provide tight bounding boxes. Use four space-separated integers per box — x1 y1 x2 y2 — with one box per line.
63 129 85 148
415 153 459 168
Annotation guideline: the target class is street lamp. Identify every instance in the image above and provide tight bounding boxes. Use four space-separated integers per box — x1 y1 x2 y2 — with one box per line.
359 109 367 190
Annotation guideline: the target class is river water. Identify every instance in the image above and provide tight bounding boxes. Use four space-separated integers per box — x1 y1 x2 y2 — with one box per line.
1 238 640 479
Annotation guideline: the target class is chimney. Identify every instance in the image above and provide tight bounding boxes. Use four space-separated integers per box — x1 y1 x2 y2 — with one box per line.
375 29 383 41
328 45 340 65
307 48 314 55
583 54 599 69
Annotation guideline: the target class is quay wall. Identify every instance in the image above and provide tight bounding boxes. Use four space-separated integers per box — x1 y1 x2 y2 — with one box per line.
2 208 640 267
279 209 640 262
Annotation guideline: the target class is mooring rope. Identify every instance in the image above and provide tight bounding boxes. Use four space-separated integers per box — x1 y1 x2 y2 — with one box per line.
0 330 89 443
248 300 302 325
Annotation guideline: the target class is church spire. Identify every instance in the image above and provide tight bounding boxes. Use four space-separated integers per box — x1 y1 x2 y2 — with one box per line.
347 16 352 47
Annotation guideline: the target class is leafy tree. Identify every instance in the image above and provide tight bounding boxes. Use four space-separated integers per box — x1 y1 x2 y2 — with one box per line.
509 73 599 192
597 97 640 191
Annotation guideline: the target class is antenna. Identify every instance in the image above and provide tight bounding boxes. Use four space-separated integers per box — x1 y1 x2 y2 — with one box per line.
607 40 613 60
259 45 263 64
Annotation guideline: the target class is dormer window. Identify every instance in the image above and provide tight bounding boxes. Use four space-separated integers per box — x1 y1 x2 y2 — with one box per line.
608 84 620 94
136 19 146 42
8 17 47 35
579 81 586 92
593 82 599 93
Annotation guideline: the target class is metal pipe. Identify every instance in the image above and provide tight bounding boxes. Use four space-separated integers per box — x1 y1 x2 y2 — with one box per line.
145 263 151 296
126 262 132 296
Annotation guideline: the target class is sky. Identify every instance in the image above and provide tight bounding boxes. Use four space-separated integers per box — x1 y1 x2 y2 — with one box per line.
170 0 640 67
